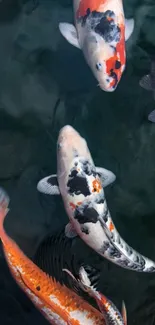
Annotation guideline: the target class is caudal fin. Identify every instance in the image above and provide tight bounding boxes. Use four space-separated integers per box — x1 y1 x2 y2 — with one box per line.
0 187 10 236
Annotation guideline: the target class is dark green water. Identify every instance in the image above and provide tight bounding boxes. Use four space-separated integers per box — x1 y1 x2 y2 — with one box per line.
0 0 155 324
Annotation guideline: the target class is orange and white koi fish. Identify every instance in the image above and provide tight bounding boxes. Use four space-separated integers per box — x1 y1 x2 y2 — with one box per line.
37 125 155 273
0 187 107 325
59 0 134 91
63 266 127 325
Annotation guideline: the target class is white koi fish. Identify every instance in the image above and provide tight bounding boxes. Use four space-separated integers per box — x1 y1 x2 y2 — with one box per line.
37 125 155 272
59 0 134 91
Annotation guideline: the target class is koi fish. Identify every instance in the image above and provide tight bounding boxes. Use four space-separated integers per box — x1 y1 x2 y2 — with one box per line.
0 187 106 325
63 266 127 325
37 125 155 273
59 0 134 91
139 58 155 122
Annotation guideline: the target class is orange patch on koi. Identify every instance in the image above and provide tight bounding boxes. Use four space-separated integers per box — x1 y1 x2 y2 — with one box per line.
109 221 114 232
99 296 110 312
106 24 126 88
76 0 107 18
92 180 102 193
100 295 107 305
107 17 113 22
70 202 76 210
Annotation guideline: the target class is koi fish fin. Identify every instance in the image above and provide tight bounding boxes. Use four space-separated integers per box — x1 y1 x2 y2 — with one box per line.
78 266 92 287
148 109 155 123
78 268 125 322
122 301 127 325
65 267 110 315
37 175 60 195
78 266 100 299
139 74 153 91
63 266 101 304
125 18 134 41
59 22 81 49
0 187 10 236
65 222 78 238
96 167 116 188
82 264 100 290
34 229 100 294
63 267 92 294
62 268 81 293
63 265 99 296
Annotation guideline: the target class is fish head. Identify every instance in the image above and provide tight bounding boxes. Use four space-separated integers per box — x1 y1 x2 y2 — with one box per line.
57 125 93 187
82 22 126 91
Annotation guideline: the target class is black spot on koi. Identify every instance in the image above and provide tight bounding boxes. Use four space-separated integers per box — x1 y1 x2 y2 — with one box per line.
75 205 99 224
77 9 121 44
67 169 90 197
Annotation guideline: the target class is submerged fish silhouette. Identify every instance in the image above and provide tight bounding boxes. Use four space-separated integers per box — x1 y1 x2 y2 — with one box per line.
139 59 155 122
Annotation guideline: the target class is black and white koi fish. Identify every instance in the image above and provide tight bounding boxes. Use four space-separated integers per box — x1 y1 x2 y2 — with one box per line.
59 0 134 91
37 125 155 272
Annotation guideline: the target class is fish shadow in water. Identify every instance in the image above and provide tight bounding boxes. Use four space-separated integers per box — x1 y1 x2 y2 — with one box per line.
34 45 96 93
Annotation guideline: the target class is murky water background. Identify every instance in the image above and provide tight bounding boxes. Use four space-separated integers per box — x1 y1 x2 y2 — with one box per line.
0 1 155 324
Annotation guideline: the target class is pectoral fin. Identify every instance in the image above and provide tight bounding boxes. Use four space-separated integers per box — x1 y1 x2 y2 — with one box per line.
65 222 78 238
122 301 127 325
37 175 60 195
96 167 116 188
148 109 155 123
125 18 134 41
139 74 152 91
59 22 81 49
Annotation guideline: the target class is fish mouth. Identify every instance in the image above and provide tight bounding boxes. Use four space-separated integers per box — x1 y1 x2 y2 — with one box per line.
101 85 116 92
98 81 117 92
57 125 86 155
58 125 79 146
58 125 76 138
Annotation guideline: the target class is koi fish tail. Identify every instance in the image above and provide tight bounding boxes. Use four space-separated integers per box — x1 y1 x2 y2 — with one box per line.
99 213 155 273
0 187 10 238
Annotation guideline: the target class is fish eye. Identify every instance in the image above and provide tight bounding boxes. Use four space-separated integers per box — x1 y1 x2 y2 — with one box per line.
96 62 102 71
